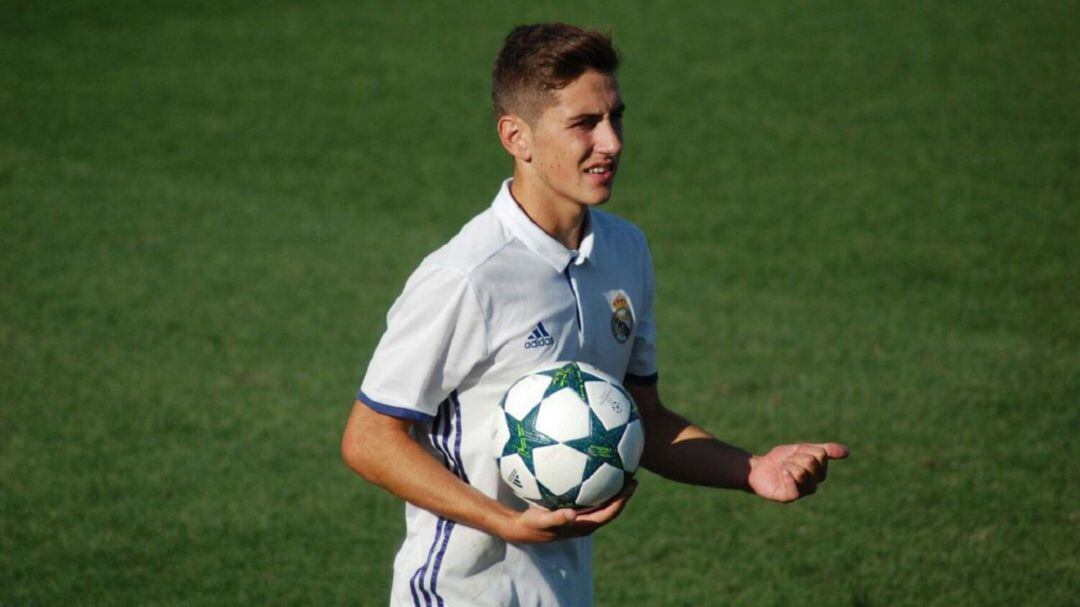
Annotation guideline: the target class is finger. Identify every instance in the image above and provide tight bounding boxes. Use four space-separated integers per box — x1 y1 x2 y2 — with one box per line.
576 480 638 524
796 443 828 462
782 463 818 497
786 452 825 481
578 478 638 513
578 488 633 522
777 457 816 492
794 446 829 482
576 501 623 525
781 461 809 485
815 443 850 459
526 507 577 530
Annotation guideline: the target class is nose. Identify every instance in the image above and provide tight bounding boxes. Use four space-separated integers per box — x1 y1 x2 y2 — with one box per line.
595 117 622 157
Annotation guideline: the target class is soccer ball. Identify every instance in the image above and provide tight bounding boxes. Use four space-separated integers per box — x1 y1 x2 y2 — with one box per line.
494 361 644 510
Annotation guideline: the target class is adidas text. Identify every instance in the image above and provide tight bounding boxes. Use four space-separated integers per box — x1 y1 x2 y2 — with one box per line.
524 336 555 349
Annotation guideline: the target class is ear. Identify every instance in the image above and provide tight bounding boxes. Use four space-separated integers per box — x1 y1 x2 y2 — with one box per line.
497 114 532 162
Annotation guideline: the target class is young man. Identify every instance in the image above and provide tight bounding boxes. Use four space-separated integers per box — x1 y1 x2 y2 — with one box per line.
342 23 848 607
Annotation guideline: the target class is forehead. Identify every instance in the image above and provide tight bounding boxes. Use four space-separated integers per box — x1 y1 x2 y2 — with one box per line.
543 70 621 120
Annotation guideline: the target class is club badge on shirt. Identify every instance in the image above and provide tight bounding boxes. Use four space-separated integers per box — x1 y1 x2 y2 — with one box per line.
609 291 634 344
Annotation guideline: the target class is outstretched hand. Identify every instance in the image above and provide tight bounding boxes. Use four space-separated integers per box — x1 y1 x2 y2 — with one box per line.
501 480 638 544
749 443 849 502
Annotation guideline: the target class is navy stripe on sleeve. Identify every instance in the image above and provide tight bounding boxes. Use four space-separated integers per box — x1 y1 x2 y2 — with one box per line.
623 372 659 386
357 390 436 424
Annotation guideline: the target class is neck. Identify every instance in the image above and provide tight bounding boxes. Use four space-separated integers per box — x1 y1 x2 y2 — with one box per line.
509 171 587 250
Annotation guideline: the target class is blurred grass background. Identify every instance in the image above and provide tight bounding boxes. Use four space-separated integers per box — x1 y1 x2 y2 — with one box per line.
2 1 1077 605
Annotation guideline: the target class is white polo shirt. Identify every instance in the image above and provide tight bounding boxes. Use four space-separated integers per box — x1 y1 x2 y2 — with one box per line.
358 179 658 607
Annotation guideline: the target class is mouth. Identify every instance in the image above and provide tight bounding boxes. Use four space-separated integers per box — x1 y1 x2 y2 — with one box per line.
583 159 618 183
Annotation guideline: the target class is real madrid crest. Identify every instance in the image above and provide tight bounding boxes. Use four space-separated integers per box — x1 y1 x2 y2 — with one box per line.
609 291 634 344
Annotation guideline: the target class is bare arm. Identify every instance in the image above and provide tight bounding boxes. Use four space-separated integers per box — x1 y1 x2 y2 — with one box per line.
629 383 848 502
631 383 754 489
341 400 635 543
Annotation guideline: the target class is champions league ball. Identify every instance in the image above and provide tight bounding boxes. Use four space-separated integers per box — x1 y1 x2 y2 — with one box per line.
494 361 644 510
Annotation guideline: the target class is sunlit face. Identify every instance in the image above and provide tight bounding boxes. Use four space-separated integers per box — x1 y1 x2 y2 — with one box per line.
524 70 624 209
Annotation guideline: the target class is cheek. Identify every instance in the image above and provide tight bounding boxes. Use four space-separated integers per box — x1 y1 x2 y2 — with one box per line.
538 147 571 174
533 134 586 177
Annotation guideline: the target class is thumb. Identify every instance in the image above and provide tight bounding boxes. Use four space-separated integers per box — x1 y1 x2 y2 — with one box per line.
818 443 850 459
530 507 577 528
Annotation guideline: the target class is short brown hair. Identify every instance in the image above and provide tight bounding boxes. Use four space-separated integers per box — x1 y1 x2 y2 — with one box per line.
492 23 619 121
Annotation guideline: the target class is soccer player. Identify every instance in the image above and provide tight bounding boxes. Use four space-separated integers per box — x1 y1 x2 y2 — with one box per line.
341 23 849 607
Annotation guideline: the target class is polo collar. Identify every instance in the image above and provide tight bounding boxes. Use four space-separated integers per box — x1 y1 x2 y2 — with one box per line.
493 179 597 272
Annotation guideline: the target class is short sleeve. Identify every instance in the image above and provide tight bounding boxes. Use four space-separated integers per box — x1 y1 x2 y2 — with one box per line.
358 263 487 423
625 238 658 385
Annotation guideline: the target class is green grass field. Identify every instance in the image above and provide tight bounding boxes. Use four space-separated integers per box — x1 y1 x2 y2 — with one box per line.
2 1 1078 605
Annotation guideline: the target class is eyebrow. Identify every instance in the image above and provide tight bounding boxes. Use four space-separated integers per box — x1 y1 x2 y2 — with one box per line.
567 102 627 123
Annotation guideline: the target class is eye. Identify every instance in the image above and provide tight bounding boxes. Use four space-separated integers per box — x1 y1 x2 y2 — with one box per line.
573 117 600 130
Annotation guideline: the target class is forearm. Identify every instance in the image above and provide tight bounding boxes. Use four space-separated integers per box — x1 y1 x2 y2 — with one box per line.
342 404 517 539
628 382 849 500
637 397 753 490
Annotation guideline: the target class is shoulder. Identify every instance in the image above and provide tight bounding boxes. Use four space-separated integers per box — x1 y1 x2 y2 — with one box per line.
415 207 514 283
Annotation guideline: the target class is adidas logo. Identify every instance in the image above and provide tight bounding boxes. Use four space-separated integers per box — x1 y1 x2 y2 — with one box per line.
524 322 555 349
508 469 523 489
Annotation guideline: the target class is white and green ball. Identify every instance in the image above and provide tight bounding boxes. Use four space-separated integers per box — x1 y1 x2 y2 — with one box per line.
494 361 644 510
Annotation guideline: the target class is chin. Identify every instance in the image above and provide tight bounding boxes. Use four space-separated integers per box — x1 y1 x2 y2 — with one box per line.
580 186 615 206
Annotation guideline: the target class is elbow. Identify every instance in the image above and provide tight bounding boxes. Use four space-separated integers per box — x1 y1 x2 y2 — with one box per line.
342 424 398 489
342 400 412 486
341 428 378 483
345 421 384 481
340 434 360 471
